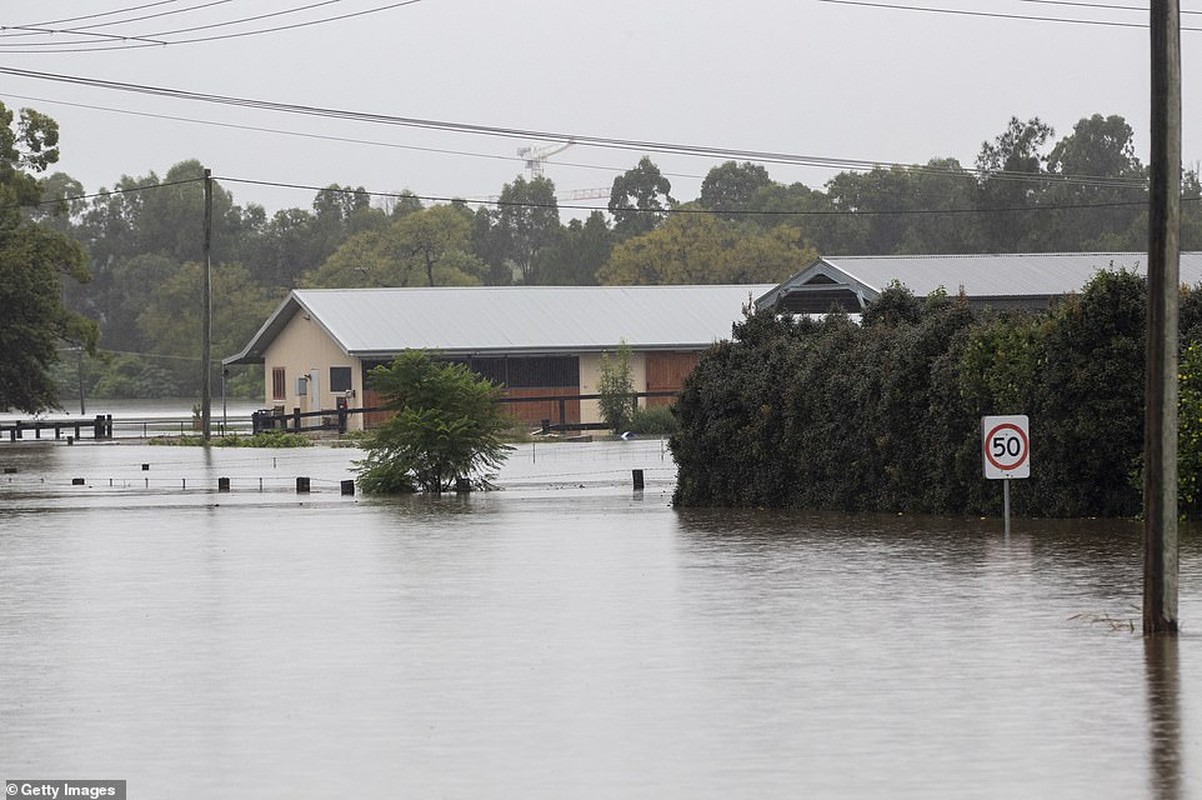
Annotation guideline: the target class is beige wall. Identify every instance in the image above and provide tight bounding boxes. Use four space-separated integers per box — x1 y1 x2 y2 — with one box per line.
262 312 366 430
578 350 647 425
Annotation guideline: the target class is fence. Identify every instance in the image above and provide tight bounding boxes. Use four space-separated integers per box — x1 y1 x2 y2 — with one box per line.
1 413 255 443
252 390 680 435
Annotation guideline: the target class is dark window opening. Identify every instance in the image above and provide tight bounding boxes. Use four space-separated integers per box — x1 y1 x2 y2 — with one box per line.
330 366 353 393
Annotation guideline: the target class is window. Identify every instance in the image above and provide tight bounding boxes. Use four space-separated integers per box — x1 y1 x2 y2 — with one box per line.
330 366 352 393
272 367 286 400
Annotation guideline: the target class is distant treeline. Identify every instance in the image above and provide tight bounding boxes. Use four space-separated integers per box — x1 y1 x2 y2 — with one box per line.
670 271 1202 519
33 112 1202 400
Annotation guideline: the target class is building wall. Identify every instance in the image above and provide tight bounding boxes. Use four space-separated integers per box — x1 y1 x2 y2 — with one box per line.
262 311 364 429
578 350 648 425
644 352 702 407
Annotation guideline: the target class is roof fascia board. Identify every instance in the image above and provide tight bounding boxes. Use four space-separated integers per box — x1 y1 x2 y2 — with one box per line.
755 256 879 311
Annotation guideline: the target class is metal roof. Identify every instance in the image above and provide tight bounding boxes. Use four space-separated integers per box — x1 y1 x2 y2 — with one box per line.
756 252 1202 312
226 284 774 365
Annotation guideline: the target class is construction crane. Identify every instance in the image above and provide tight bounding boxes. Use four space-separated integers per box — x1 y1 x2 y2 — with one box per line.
517 140 575 179
509 140 611 206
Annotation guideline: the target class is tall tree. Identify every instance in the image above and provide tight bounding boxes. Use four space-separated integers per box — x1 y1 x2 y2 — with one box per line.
975 117 1054 251
699 161 773 220
303 203 485 288
608 157 674 239
1039 114 1147 250
489 175 560 284
0 102 97 412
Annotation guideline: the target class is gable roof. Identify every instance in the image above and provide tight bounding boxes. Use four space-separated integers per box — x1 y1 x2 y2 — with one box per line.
225 284 774 365
756 252 1202 314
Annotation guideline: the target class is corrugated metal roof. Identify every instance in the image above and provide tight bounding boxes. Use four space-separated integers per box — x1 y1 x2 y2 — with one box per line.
823 252 1202 297
226 284 773 364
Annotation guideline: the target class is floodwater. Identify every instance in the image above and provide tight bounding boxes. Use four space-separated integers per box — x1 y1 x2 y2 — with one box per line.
0 438 1198 799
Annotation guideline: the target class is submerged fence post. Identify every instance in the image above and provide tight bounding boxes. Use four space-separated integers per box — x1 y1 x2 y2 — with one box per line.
296 477 310 494
632 469 645 491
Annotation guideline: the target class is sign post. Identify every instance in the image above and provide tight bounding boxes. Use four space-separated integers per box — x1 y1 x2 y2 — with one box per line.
982 415 1031 537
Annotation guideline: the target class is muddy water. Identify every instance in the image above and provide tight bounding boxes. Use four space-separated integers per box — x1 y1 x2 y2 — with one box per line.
0 440 1198 798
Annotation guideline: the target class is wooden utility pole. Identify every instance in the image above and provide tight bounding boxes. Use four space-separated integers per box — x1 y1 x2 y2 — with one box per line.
1144 1 1180 635
201 169 213 442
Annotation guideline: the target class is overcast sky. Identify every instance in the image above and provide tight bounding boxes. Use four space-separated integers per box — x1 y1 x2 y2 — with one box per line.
1 0 1198 219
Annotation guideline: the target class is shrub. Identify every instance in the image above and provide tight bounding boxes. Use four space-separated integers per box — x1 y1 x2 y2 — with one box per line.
355 350 513 494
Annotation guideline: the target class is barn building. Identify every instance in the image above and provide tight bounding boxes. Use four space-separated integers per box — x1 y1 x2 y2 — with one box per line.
224 284 773 430
755 252 1202 314
228 252 1202 431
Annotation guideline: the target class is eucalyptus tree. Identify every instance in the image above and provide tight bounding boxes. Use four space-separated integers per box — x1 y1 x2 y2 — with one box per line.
608 157 673 239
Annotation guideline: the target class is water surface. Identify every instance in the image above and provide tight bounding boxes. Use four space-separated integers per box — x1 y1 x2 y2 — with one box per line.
0 440 1197 798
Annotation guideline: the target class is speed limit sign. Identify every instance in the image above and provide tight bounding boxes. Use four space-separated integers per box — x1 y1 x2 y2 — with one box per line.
982 415 1030 479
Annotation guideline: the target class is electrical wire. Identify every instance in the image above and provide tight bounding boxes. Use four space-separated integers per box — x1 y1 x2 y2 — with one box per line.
817 0 1202 31
0 66 1149 191
0 0 423 53
14 0 197 29
1017 0 1202 15
0 1 237 40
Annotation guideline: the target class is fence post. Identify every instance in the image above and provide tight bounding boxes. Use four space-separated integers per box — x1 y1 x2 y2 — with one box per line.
293 407 302 433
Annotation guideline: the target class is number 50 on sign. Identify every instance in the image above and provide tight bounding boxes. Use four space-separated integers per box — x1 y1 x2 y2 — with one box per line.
982 415 1030 480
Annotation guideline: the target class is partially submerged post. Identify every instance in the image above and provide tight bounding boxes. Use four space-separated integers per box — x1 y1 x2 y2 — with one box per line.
1144 0 1181 635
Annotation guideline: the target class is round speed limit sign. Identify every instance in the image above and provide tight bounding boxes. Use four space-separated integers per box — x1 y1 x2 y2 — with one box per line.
981 415 1030 479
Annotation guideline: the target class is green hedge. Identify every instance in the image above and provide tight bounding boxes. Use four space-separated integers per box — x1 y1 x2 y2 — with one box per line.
672 270 1200 518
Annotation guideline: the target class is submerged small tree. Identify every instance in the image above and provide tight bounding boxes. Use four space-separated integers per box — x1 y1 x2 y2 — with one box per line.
355 351 513 494
597 340 634 433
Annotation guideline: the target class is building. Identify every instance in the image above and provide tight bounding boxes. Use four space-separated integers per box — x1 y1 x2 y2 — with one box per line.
755 252 1202 314
224 284 774 430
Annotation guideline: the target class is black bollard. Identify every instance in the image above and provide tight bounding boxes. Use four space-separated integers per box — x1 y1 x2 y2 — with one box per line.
340 479 355 496
296 477 311 494
632 469 645 491
218 477 231 493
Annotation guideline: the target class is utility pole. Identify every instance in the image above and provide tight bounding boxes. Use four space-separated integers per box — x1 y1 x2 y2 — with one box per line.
201 169 213 442
1144 1 1180 635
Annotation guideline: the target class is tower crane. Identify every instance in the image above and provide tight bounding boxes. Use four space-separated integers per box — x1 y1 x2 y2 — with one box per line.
517 140 574 179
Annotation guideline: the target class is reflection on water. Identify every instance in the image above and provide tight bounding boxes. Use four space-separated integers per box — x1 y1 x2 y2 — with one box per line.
0 441 1199 798
1145 635 1183 800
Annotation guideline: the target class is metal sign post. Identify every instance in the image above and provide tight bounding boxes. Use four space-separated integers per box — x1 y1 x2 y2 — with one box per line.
982 415 1031 537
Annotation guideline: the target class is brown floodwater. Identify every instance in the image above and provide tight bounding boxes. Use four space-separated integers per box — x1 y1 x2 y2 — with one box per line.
0 439 1198 798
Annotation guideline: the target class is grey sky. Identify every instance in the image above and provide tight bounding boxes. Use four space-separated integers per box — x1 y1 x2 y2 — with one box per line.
1 0 1197 219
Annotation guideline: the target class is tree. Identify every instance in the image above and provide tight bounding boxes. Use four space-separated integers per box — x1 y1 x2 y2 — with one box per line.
608 157 673 239
699 161 773 220
0 102 97 413
303 203 485 288
975 117 1054 251
535 211 612 285
1039 114 1146 250
489 175 560 284
597 340 634 432
355 351 514 494
597 212 815 285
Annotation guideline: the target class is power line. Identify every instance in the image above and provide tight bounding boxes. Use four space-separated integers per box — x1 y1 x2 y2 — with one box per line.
0 66 1149 191
0 1 240 42
0 0 423 53
0 91 708 184
817 0 1202 31
1017 0 1202 15
213 173 1177 218
14 0 197 29
9 168 1193 222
